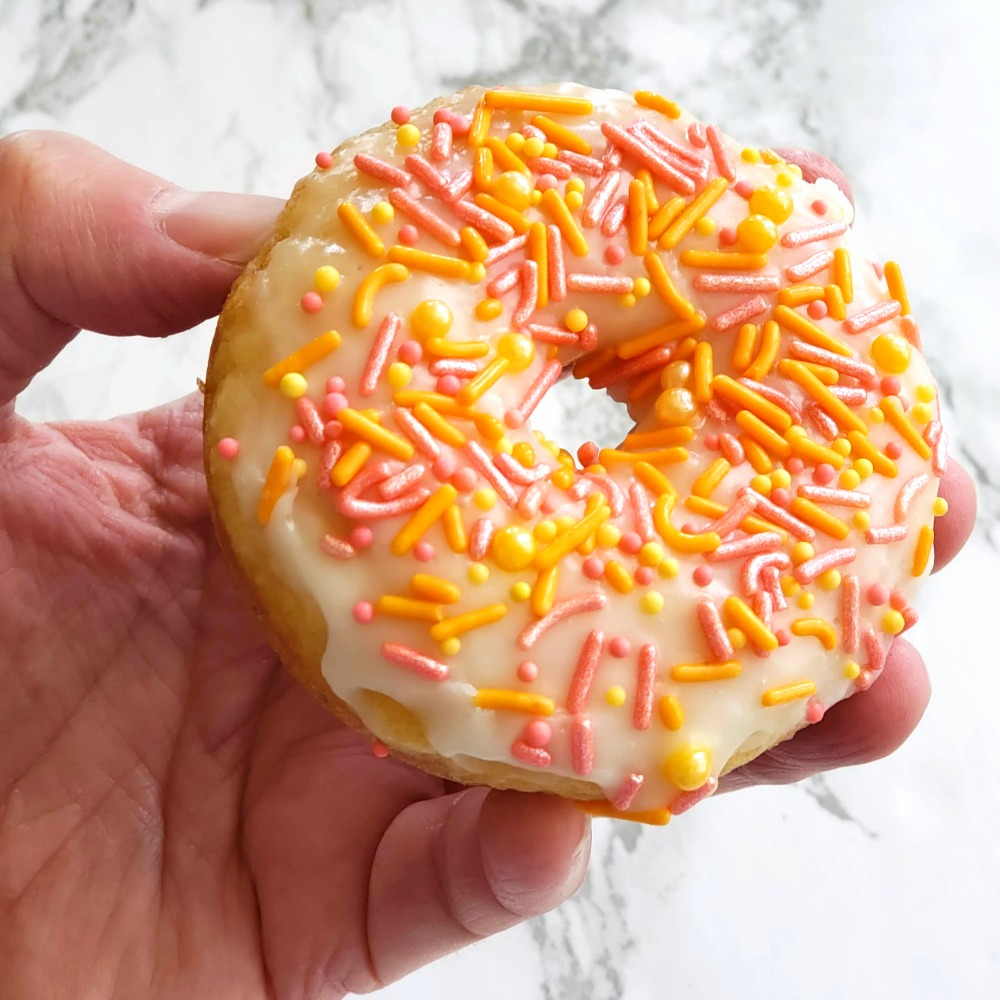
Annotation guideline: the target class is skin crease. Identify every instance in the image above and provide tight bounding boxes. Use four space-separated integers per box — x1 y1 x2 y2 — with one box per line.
0 131 976 1000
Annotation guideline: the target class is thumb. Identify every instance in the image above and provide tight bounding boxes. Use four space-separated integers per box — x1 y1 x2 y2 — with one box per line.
0 130 283 408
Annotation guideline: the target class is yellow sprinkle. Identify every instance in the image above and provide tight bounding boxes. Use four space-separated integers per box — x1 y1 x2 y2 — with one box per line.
257 446 294 525
474 488 497 510
372 201 394 225
551 466 574 489
883 260 911 315
659 557 680 578
491 525 538 572
430 603 509 641
871 332 911 374
911 402 933 425
530 114 592 154
751 474 772 495
644 252 696 319
604 560 634 594
694 215 716 235
440 637 461 656
934 497 949 517
561 307 589 335
330 442 372 487
659 177 729 250
883 610 906 635
638 542 665 567
659 695 684 730
468 562 489 584
278 372 307 399
534 519 558 543
913 524 934 576
853 511 872 530
781 576 800 597
396 123 420 147
386 362 411 389
338 201 386 257
641 591 664 614
724 596 779 651
263 330 341 387
522 136 545 159
833 247 854 303
535 503 611 570
741 147 761 163
506 132 526 153
791 617 836 649
797 591 815 610
663 746 713 791
314 265 341 292
605 685 627 707
473 689 555 715
844 660 861 680
737 214 779 253
791 541 815 564
540 188 589 256
338 408 414 461
353 263 409 328
411 574 461 604
818 569 842 591
510 581 531 602
692 457 731 499
375 596 445 622
761 681 817 707
728 628 747 649
565 190 584 211
748 186 793 224
391 484 457 555
484 89 593 115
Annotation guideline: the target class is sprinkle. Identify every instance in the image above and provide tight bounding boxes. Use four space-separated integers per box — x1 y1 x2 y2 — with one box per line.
658 177 729 250
390 484 457 555
644 252 696 318
294 398 326 446
353 263 410 328
773 306 852 358
864 523 909 544
786 249 834 283
473 689 555 715
724 595 779 651
338 408 414 461
392 408 441 460
567 273 634 294
632 120 709 174
880 396 932 459
263 330 341 388
430 603 508 642
863 625 886 672
518 592 607 650
705 123 735 180
466 440 519 507
693 272 782 294
539 188 588 256
316 441 342 491
695 598 733 660
713 375 792 431
913 524 934 576
257 446 294 525
388 245 473 281
780 361 867 434
474 192 530 234
883 260 911 315
571 717 594 776
512 260 540 328
431 120 453 162
671 661 741 682
468 100 491 146
787 340 877 386
600 121 695 193
895 473 930 523
680 250 767 270
843 299 902 335
338 201 385 257
833 247 853 303
217 437 239 459
581 169 622 228
534 504 612 570
375 596 445 622
381 642 449 681
711 294 770 332
780 221 848 248
634 89 682 118
762 681 817 707
353 152 412 187
484 89 592 115
320 535 355 560
653 493 722 554
566 629 605 714
378 463 427 501
707 532 784 563
510 741 552 767
388 188 461 247
794 547 856 584
456 201 517 245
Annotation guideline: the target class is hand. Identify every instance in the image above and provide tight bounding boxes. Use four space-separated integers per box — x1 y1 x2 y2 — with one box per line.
0 133 975 998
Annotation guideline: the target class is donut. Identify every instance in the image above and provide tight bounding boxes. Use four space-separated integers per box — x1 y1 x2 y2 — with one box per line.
204 84 946 823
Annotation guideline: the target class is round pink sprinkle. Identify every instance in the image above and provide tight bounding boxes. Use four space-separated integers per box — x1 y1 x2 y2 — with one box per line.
786 456 805 475
315 150 333 169
855 669 874 691
583 556 605 580
523 720 552 749
290 425 306 442
813 463 836 485
391 105 411 125
770 487 790 507
353 601 374 624
867 582 890 606
734 180 754 199
681 522 698 534
873 261 884 281
604 244 626 265
324 420 343 439
535 174 559 191
811 199 828 216
805 700 825 724
890 590 907 611
807 299 828 320
718 227 737 247
452 467 477 492
326 376 346 393
414 541 435 562
432 455 456 480
372 740 390 758
350 526 373 549
693 565 713 587
885 441 903 460
619 532 642 555
609 636 632 658
635 566 655 586
704 433 720 451
217 437 239 459
517 660 539 683
504 409 524 428
398 224 420 245
324 392 349 417
398 340 423 364
776 628 792 647
577 441 600 466
541 497 559 514
301 291 323 314
437 375 461 396
880 376 901 396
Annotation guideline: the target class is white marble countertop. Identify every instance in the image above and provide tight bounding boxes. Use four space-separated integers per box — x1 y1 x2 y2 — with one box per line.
2 1 998 997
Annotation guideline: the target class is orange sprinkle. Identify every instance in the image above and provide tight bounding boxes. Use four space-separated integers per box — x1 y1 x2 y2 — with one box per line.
391 484 458 555
778 285 825 307
532 565 559 617
735 409 792 459
483 89 593 115
540 188 589 256
773 305 852 357
337 201 385 257
484 135 530 175
824 283 847 321
535 504 611 570
262 331 341 388
578 801 672 825
644 252 696 319
647 196 685 241
658 177 729 250
634 460 677 498
739 435 774 474
473 689 556 715
787 429 845 469
913 524 934 576
623 426 695 450
474 192 531 234
598 447 688 466
798 361 839 385
388 245 473 281
680 250 767 270
330 442 372 487
653 493 721 553
684 496 786 539
692 457 731 498
761 681 817 706
633 89 681 119
743 320 780 380
375 596 446 622
788 497 850 540
658 694 684 730
790 618 837 650
461 225 490 262
616 313 706 359
473 146 494 190
530 114 592 154
411 574 461 604
723 596 778 651
573 345 617 380
430 603 509 640
257 446 294 525
627 367 665 404
604 559 634 594
426 337 490 359
833 247 854 303
779 360 866 433
353 263 410 327
712 374 793 431
527 222 549 308
846 431 898 478
338 408 415 461
393 390 476 418
628 179 649 256
457 357 509 405
412 401 467 447
443 504 468 553
469 101 492 147
671 661 742 682
732 323 759 373
693 341 714 404
880 396 932 459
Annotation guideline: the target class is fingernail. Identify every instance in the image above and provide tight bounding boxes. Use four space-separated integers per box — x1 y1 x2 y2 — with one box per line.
152 188 285 264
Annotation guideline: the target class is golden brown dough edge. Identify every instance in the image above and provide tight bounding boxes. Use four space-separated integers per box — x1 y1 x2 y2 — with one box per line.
202 85 797 806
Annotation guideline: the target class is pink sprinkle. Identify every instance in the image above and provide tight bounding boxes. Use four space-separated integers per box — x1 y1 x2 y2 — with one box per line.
844 299 902 336
436 375 460 395
687 121 707 147
557 150 604 176
398 224 420 245
890 590 907 611
770 487 790 507
295 397 326 445
381 642 449 682
372 740 389 758
571 716 594 776
776 629 791 646
868 582 890 606
583 556 604 580
805 700 825 724
350 526 373 549
813 463 836 485
504 410 524 428
785 249 834 284
511 740 552 768
807 299 828 320
432 455 456 480
326 376 346 393
600 197 628 238
433 108 471 136
696 598 733 661
290 425 306 442
414 541 435 562
518 592 607 651
534 173 559 191
577 441 600 467
610 773 645 811
866 524 908 545
566 630 605 714
694 272 782 294
324 392 349 417
523 720 552 749
811 200 827 215
317 440 342 491
842 575 861 653
315 150 333 169
619 531 642 555
885 441 903 460
705 123 735 181
710 294 769 332
708 531 785 562
431 121 453 162
469 517 494 561
669 777 718 816
301 291 323 313
353 601 374 624
320 535 355 560
518 661 539 682
398 340 423 364
609 636 632 658
794 546 856 585
718 227 737 246
734 180 754 199
693 566 713 587
391 105 411 124
781 221 848 249
881 376 901 396
354 153 412 188
703 434 720 451
217 437 239 459
452 467 477 492
635 567 654 585
786 456 805 474
582 169 622 228
361 311 402 396
600 121 695 193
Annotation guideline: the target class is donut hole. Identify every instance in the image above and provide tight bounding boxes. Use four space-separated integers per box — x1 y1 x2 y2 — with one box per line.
357 689 432 752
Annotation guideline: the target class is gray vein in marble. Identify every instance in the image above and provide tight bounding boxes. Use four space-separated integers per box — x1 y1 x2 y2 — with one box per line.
801 774 877 839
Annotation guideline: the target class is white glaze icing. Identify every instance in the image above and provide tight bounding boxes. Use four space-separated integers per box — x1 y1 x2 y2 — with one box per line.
211 84 941 817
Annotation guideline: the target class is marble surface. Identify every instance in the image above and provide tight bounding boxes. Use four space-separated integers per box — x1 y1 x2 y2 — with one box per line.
3 1 999 996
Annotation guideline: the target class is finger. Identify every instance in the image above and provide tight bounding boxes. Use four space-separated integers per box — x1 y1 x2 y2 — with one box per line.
0 130 283 409
367 787 590 986
722 636 929 790
932 459 977 573
771 147 854 204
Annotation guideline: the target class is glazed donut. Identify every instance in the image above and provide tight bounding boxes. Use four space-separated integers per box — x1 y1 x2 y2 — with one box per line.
205 84 946 823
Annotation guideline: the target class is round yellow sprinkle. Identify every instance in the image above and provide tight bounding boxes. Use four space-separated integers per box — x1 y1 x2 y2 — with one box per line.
619 293 638 309
933 497 949 517
853 458 874 480
512 442 535 467
662 359 691 388
663 746 712 791
751 474 772 495
440 637 461 656
566 177 586 195
659 557 680 578
292 458 308 480
510 581 532 602
372 201 394 224
770 468 791 489
840 469 862 490
741 147 762 163
498 332 535 371
787 163 803 178
853 511 872 531
832 437 852 457
386 362 412 389
844 660 861 680
314 265 341 292
694 215 716 236
279 372 307 399
542 142 558 158
775 171 794 187
869 406 886 424
736 213 779 252
468 262 486 283
523 136 545 158
639 542 665 567
748 186 793 224
411 299 452 341
641 591 664 615
396 123 420 147
550 466 574 489
728 627 747 649
606 686 627 708
911 402 933 425
474 489 497 510
565 190 584 211
871 332 911 374
798 591 815 610
565 308 589 333
916 384 936 403
781 576 800 597
476 297 503 321
495 438 513 455
818 569 842 591
506 132 526 152
792 541 815 564
534 519 558 543
468 562 489 584
633 277 651 298
883 609 906 635
493 170 532 211
597 523 622 548
491 525 538 572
